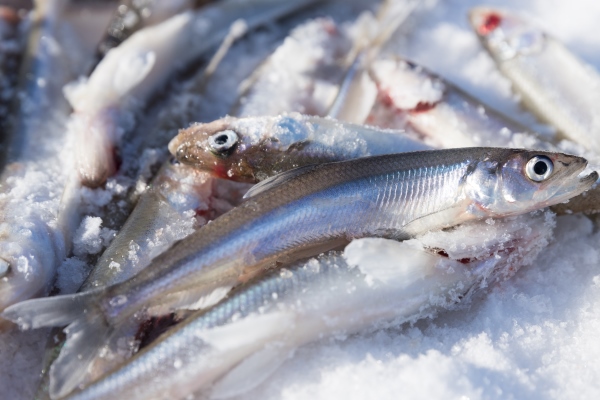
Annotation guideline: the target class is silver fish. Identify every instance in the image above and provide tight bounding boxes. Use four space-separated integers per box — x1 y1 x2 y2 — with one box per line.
3 148 596 398
62 211 553 400
469 7 600 154
168 113 431 182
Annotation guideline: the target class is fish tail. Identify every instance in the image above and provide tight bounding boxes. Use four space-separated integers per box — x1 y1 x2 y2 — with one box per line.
2 289 118 398
2 289 103 329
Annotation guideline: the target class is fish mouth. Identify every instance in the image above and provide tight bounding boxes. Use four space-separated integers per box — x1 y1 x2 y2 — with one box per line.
544 168 599 207
468 7 505 36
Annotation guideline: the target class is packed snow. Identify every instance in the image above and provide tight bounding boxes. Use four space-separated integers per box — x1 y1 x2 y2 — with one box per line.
2 0 600 399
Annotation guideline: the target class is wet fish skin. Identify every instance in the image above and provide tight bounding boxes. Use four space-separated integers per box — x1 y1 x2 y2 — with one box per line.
63 211 552 400
469 7 600 154
168 113 431 182
2 148 596 397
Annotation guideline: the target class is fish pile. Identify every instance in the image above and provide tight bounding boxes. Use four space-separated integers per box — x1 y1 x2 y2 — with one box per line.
0 0 599 399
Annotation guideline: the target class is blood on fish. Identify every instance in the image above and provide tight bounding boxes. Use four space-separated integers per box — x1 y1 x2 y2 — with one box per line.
410 101 437 113
136 313 181 350
478 13 502 35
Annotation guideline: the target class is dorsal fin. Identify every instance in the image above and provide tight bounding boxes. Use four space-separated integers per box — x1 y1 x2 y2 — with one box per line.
243 164 320 200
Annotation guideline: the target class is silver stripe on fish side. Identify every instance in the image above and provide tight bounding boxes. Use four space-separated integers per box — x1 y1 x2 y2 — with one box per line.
3 147 596 398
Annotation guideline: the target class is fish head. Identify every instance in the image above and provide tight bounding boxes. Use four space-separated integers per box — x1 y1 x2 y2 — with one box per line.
469 7 546 61
465 149 598 217
168 117 259 183
169 114 316 183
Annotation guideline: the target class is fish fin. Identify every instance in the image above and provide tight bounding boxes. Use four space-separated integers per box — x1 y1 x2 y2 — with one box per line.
1 288 136 399
239 237 349 284
243 164 320 199
49 316 139 399
402 202 469 236
2 288 103 329
211 343 296 399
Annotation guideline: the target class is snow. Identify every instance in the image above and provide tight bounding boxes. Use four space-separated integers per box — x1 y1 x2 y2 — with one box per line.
2 0 600 399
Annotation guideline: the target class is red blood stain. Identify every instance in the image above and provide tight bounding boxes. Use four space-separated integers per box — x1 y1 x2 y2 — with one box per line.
479 13 502 35
213 163 229 179
411 101 436 113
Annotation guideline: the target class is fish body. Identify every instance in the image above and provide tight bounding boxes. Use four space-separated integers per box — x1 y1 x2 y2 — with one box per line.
3 148 596 397
469 7 600 154
169 113 431 182
64 211 553 400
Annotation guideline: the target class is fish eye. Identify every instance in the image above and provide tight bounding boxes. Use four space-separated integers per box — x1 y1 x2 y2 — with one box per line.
208 130 238 157
525 155 553 182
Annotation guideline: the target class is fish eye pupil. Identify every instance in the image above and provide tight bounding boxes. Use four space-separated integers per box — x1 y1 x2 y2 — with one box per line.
214 134 229 145
533 161 548 175
208 130 238 157
525 155 553 182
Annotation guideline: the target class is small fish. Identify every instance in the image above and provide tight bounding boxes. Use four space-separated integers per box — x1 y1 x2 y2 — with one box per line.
168 113 431 182
3 148 596 398
469 7 600 154
366 55 548 149
61 211 553 400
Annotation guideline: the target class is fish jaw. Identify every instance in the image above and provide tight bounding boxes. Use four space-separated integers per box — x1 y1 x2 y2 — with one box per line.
469 7 546 61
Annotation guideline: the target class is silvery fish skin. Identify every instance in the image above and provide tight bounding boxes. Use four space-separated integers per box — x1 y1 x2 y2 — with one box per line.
168 114 431 182
3 148 596 398
62 212 553 400
67 0 320 188
366 56 548 149
469 7 600 154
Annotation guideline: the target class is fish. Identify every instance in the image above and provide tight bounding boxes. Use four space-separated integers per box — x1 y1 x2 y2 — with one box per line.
61 211 554 400
0 0 101 313
469 7 600 154
365 55 550 149
66 0 321 188
168 113 431 182
3 148 596 398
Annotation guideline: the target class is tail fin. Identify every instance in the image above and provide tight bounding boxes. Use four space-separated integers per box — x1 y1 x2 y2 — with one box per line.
2 289 102 329
2 289 138 398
